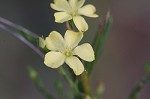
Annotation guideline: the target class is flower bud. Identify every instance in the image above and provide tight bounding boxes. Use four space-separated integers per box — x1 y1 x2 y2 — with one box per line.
96 81 105 95
85 96 91 99
38 36 45 48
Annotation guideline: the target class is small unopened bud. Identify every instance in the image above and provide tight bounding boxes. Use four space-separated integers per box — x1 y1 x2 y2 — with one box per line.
96 81 105 95
85 96 91 99
28 67 37 80
38 36 45 48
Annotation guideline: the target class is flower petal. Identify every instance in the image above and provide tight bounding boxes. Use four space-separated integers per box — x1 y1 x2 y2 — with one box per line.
69 0 77 12
77 0 85 8
73 16 88 32
44 51 65 68
64 30 83 49
65 56 84 75
45 31 65 52
50 0 70 12
78 4 99 18
69 0 85 11
73 43 95 62
54 12 72 23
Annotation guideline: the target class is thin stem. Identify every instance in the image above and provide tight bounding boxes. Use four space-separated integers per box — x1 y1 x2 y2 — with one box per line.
58 67 80 94
0 17 38 37
66 21 72 30
80 71 91 96
28 67 55 99
0 17 44 59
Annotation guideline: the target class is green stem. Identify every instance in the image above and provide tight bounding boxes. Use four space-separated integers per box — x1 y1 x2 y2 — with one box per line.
28 67 54 99
58 67 80 94
80 71 91 96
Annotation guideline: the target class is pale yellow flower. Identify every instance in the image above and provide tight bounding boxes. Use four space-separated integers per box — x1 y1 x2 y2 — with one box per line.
44 30 95 75
50 0 99 32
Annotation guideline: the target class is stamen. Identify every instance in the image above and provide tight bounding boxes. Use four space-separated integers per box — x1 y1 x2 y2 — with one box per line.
65 48 72 57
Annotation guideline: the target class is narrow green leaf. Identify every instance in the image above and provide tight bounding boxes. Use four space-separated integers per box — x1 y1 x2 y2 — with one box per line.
19 31 38 46
129 75 150 99
86 12 113 75
28 67 55 99
58 67 79 95
144 63 150 74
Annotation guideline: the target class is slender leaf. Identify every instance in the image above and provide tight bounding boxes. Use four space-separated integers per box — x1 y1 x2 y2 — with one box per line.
28 67 55 99
86 12 113 75
144 63 150 74
129 75 150 99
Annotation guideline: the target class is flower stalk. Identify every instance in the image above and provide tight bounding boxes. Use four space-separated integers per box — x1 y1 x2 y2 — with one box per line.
80 71 91 96
58 67 80 95
28 67 54 99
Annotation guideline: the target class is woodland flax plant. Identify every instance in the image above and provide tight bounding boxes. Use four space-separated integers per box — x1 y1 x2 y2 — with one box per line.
0 0 110 98
1 0 150 99
40 0 98 98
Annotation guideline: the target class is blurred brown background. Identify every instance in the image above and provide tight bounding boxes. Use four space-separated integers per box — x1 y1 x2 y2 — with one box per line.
0 0 150 99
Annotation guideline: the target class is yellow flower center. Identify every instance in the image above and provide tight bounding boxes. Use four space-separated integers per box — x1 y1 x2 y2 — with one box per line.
64 48 72 57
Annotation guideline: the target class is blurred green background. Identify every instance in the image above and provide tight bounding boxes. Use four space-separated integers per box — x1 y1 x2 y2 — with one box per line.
0 0 150 99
